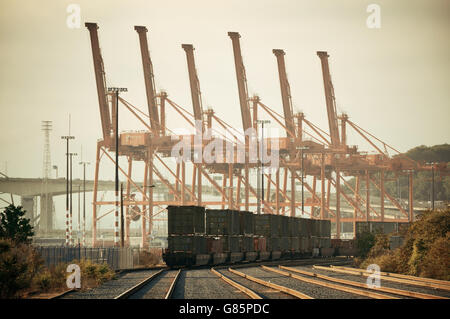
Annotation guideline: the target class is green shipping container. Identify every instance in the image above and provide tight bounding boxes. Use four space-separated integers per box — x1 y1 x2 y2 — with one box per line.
168 206 205 235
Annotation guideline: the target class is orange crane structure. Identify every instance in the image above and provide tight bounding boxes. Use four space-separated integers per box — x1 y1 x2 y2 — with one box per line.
85 23 448 247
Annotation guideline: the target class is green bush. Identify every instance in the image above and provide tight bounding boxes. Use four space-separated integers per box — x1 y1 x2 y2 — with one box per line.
356 231 376 258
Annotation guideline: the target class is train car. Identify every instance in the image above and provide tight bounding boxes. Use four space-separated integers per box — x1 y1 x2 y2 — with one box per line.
163 206 336 267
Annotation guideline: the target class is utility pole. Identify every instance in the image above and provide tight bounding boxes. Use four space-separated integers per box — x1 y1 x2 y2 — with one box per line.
61 116 75 246
108 87 127 247
79 146 90 247
256 120 270 214
121 182 124 248
296 146 309 215
69 152 77 246
78 184 80 246
426 162 436 210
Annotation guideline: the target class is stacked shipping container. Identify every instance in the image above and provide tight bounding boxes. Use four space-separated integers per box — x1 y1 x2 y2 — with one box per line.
165 205 334 266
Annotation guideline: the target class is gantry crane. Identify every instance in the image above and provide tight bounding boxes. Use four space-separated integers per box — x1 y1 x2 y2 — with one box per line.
84 23 447 247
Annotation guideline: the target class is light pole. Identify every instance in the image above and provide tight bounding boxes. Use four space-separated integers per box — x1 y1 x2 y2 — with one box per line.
61 135 74 246
426 162 437 210
296 146 309 215
69 152 77 246
256 119 270 214
107 87 127 247
79 159 90 247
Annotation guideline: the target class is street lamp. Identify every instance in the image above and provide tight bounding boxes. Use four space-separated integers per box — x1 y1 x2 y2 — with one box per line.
425 162 437 210
296 146 309 215
61 135 74 246
256 119 270 214
107 87 127 247
68 152 77 246
79 157 90 247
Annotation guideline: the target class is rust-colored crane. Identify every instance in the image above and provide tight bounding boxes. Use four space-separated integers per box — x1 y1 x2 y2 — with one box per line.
228 32 253 133
85 23 112 144
273 49 296 139
317 51 341 148
135 26 160 136
181 44 204 131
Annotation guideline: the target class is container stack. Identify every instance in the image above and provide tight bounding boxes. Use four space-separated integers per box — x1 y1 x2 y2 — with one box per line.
205 209 243 263
167 205 208 265
239 211 257 261
318 219 333 257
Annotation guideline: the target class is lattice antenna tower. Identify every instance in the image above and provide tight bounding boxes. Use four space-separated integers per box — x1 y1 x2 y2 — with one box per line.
42 121 52 179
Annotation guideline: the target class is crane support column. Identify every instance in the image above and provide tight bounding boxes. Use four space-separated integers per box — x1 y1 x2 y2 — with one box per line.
336 169 341 239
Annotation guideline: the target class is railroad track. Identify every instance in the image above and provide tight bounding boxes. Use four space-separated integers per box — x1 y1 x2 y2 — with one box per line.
55 267 168 299
55 258 450 299
120 269 182 299
213 261 450 299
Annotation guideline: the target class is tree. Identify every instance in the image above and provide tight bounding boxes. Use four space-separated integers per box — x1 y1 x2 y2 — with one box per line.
0 204 34 244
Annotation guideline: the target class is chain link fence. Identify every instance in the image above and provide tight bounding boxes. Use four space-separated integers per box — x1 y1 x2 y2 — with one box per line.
34 247 162 270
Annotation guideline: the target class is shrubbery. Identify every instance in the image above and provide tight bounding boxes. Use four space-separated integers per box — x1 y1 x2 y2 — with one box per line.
0 239 43 298
356 209 450 280
0 205 117 298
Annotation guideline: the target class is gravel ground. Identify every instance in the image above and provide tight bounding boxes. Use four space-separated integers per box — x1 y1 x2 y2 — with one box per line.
216 268 296 299
290 265 450 299
129 270 179 299
171 268 248 299
238 266 370 299
60 269 160 299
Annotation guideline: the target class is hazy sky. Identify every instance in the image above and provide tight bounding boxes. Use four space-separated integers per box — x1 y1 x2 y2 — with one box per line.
1 0 449 182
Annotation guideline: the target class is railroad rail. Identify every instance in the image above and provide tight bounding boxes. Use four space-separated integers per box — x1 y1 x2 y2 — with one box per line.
227 267 313 299
115 269 166 299
261 265 396 299
314 265 450 291
278 265 448 299
211 267 262 299
332 265 450 289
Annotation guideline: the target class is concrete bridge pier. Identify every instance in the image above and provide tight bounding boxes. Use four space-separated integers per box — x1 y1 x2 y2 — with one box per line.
39 194 54 232
21 196 36 222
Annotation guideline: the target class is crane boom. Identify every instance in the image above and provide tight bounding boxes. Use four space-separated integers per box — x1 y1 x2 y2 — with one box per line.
228 32 252 132
317 51 340 147
134 26 160 136
85 23 111 143
273 49 295 138
182 44 204 127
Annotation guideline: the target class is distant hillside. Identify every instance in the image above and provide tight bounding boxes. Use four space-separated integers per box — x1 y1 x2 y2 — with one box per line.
401 144 450 163
343 144 449 202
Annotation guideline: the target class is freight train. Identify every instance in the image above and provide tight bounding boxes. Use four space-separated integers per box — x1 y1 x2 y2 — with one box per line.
163 206 335 267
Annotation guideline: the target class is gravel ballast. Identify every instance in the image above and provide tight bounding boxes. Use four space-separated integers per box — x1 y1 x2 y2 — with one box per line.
171 268 248 299
290 265 450 299
237 266 370 299
60 269 160 299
